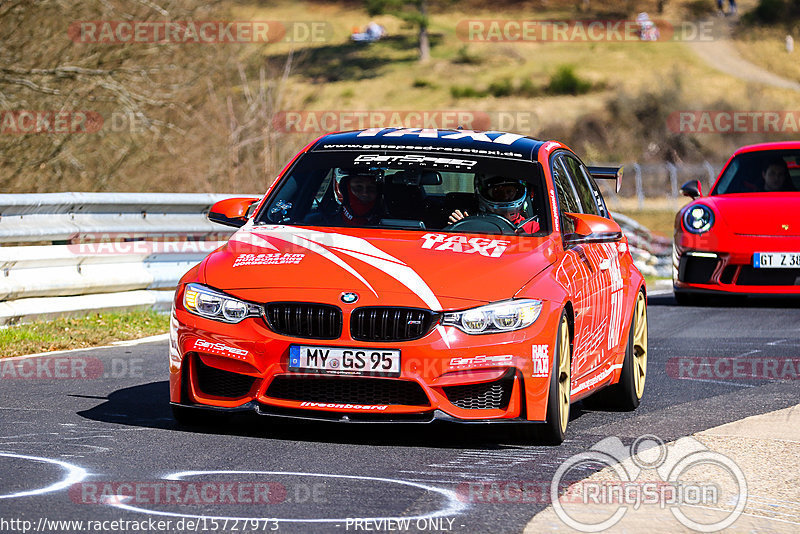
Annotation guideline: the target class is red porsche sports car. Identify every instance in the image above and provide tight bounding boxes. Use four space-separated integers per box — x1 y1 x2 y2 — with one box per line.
169 128 647 443
674 142 800 304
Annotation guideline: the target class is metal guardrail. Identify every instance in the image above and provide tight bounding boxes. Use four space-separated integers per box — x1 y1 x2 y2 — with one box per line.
0 194 671 326
0 193 240 325
611 211 672 279
0 192 238 244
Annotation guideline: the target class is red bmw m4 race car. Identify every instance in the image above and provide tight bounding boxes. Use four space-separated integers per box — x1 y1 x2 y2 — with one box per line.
169 128 648 443
674 142 800 304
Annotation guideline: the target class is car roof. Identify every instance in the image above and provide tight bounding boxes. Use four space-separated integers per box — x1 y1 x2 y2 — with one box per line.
309 128 547 161
733 141 800 155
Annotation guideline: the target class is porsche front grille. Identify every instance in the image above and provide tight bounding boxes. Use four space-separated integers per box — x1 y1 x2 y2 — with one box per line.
350 307 438 341
265 376 430 406
443 374 514 410
195 357 256 398
265 303 343 339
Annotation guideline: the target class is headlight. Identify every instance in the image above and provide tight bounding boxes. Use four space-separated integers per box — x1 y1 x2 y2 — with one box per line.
183 283 261 323
683 204 714 234
442 299 543 334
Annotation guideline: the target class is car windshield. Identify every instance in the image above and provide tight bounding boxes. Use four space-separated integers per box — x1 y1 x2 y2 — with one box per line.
255 150 549 235
713 149 800 195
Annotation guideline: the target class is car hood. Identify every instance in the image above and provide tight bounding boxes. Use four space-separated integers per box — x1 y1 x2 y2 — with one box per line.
705 193 800 236
202 224 557 310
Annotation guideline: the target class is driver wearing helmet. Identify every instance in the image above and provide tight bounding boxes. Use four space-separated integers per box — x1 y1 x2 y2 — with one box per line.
334 168 386 225
448 174 539 233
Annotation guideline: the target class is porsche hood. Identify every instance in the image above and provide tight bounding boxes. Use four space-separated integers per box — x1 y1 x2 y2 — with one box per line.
201 225 556 310
707 194 800 236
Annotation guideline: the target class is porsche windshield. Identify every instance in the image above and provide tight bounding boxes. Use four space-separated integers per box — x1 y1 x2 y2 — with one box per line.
713 150 800 195
256 150 548 235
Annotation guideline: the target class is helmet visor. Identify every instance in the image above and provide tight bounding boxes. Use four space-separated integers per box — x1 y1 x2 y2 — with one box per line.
480 178 526 203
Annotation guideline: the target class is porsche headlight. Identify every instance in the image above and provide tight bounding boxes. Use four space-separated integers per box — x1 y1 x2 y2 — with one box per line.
683 204 715 234
442 299 543 334
183 283 261 323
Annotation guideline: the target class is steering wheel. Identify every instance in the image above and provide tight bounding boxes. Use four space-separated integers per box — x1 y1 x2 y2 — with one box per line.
444 213 517 234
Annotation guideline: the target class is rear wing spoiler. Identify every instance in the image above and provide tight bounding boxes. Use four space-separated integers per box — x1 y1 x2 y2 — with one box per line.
588 166 623 193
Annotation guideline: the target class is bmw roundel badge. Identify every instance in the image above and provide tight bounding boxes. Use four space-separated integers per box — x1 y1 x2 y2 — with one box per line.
340 292 359 304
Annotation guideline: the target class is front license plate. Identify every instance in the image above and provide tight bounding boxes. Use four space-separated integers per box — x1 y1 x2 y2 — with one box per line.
754 252 800 268
289 345 401 377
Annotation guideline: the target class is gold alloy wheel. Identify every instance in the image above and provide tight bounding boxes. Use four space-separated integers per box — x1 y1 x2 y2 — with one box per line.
632 291 648 399
557 316 571 434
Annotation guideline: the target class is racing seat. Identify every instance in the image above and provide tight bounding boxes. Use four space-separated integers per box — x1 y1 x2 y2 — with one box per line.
383 172 427 220
443 192 479 219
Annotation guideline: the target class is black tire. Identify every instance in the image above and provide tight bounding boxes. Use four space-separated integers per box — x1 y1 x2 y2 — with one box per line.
674 290 696 306
584 290 648 411
518 309 571 445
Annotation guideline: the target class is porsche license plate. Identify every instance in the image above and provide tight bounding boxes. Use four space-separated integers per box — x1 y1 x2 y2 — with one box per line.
754 252 800 268
289 345 401 376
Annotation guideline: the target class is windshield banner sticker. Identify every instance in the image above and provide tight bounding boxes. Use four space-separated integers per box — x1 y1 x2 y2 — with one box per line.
421 233 510 257
354 153 478 169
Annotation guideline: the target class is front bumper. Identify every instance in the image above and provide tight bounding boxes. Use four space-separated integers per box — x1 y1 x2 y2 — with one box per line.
170 401 536 424
673 232 800 295
169 300 563 423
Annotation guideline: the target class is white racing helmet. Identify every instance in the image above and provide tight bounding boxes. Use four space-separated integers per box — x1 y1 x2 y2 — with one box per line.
475 174 527 220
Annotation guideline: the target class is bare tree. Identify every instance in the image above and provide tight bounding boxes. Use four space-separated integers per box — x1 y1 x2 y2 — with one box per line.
0 0 299 193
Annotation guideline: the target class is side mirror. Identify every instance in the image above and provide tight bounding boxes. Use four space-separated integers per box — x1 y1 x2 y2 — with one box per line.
680 180 702 199
563 212 623 244
208 197 260 228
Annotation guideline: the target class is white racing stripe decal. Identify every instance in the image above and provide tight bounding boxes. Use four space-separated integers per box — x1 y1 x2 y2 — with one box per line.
329 248 441 311
246 227 443 311
233 228 378 297
571 364 623 396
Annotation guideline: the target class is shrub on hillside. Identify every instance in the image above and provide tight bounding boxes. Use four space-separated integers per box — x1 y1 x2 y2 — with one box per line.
546 66 592 96
744 0 800 24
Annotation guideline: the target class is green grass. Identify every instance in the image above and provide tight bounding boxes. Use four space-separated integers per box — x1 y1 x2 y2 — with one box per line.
227 0 800 166
0 310 169 359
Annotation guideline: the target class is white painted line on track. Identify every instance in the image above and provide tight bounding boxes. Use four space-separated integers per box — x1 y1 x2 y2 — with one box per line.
671 377 756 388
108 470 468 524
0 452 87 499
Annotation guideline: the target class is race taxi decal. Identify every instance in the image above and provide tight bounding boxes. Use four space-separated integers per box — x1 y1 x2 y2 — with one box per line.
531 345 550 377
449 354 513 370
232 252 305 267
192 339 249 361
356 127 525 145
421 233 510 257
